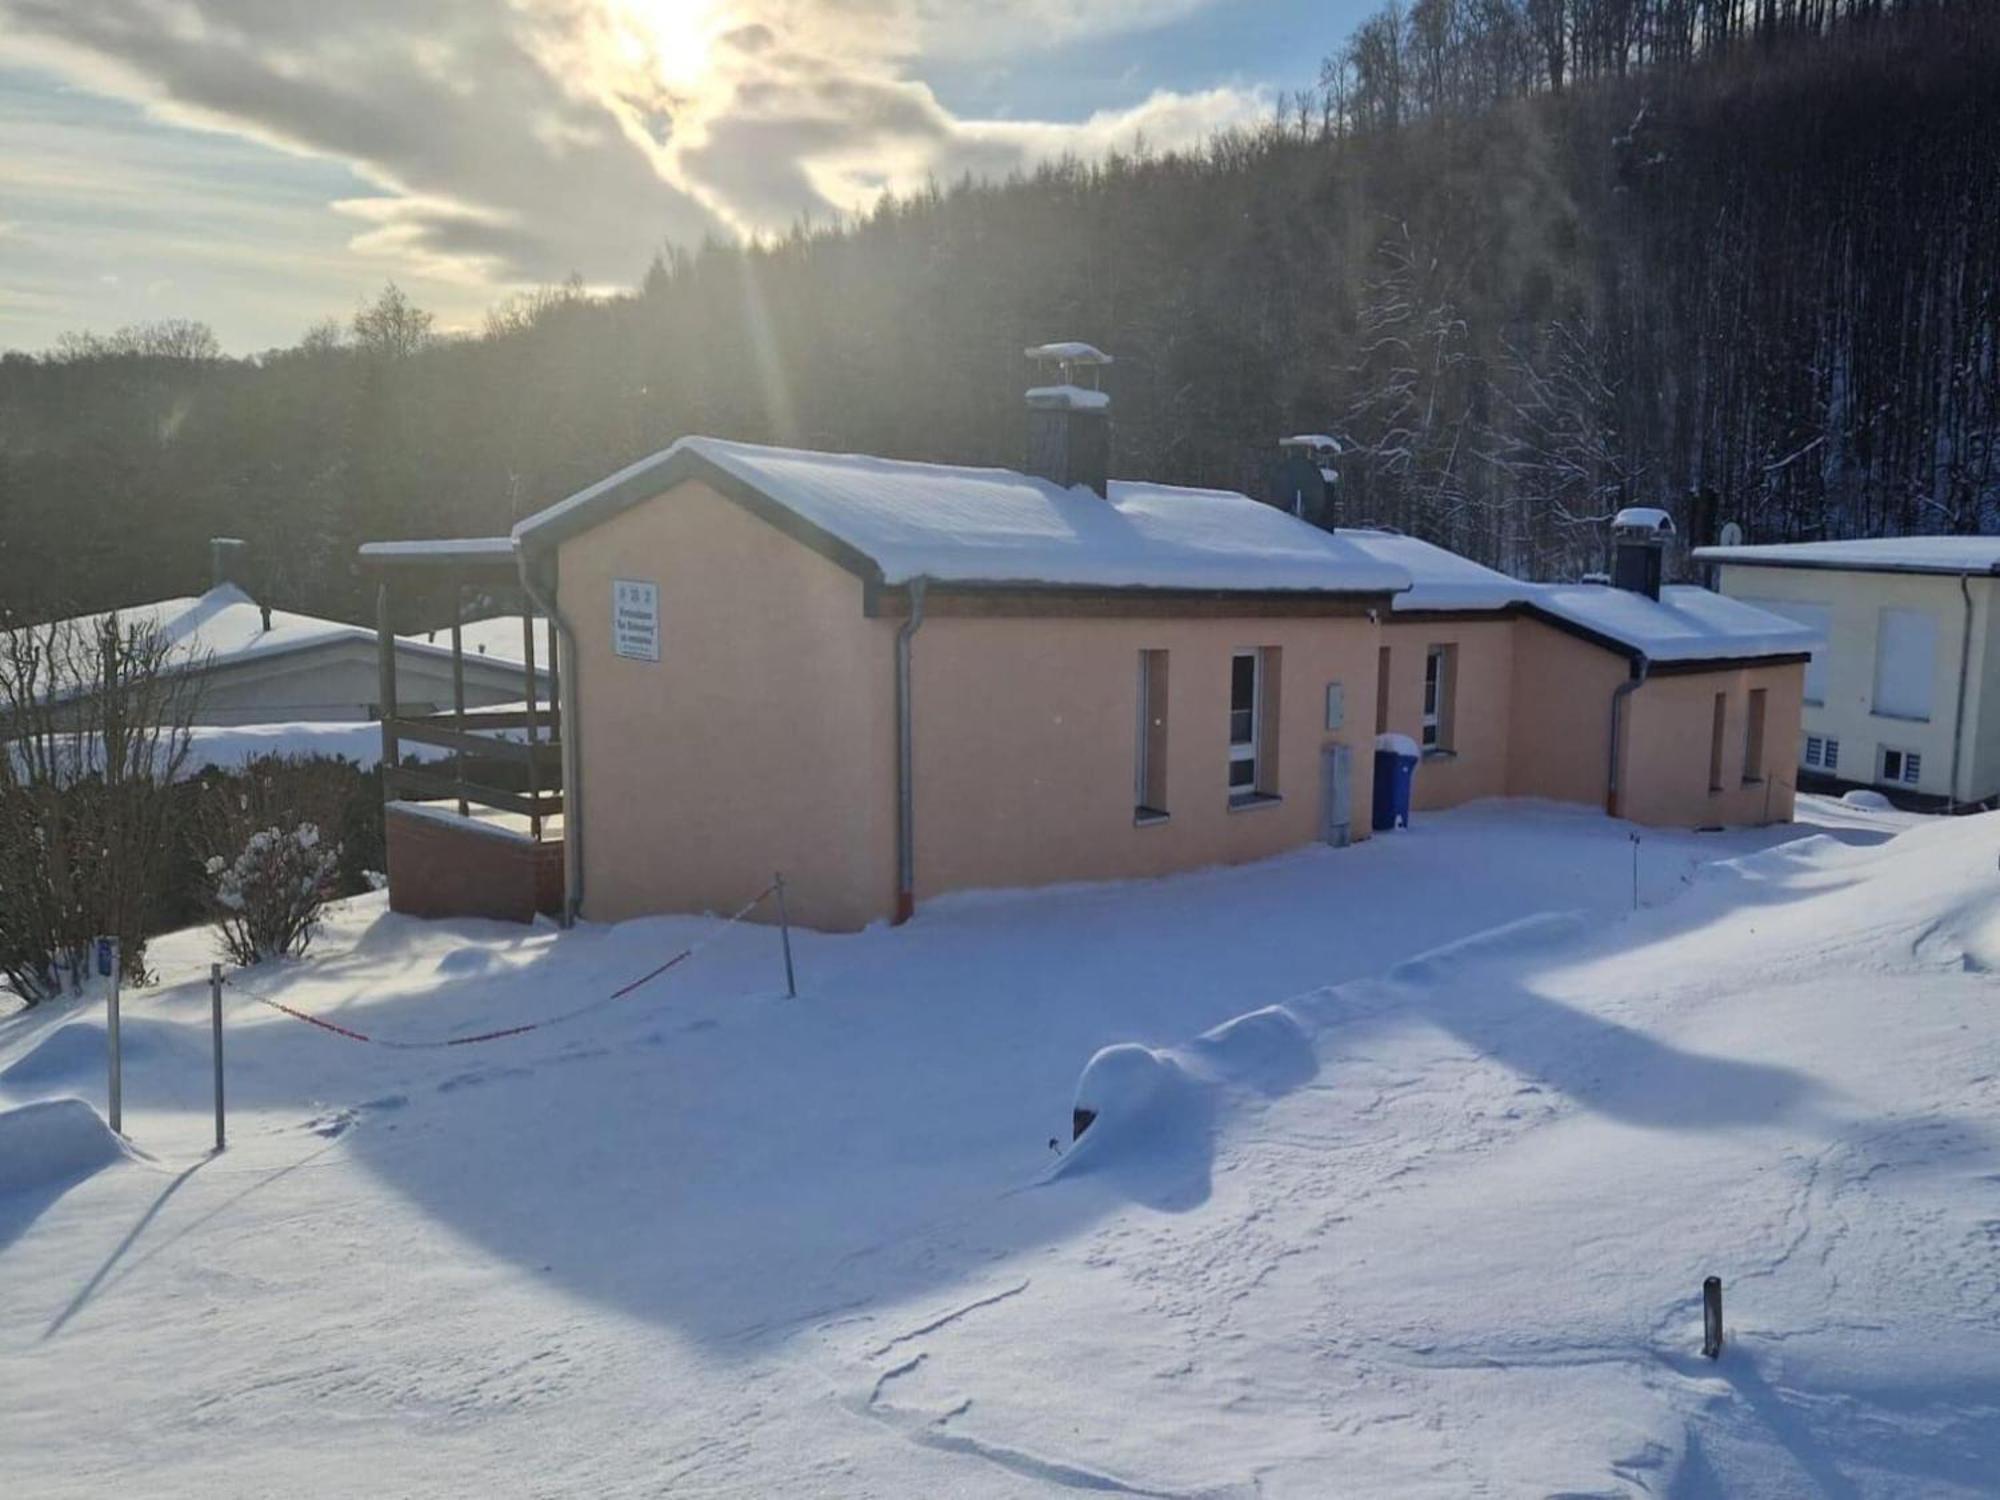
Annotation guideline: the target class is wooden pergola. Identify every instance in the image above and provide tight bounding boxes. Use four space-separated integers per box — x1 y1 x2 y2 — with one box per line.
358 537 562 841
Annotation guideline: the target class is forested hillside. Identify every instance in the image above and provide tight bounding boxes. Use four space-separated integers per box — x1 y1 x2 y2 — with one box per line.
3 0 1996 626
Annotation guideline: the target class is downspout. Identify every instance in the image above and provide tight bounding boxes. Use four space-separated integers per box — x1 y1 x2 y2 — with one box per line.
1606 654 1650 819
516 543 583 927
1950 570 1974 813
895 577 929 925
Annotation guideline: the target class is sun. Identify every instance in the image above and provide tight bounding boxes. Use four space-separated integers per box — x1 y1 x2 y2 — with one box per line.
605 0 722 91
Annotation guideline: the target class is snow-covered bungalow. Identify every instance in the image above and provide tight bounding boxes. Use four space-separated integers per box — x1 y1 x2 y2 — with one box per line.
369 349 1818 930
1695 536 2000 807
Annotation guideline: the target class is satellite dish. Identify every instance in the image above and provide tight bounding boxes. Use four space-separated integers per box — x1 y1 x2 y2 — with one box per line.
1718 521 1744 547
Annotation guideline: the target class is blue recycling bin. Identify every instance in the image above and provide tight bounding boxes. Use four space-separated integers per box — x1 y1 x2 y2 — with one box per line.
1372 736 1420 831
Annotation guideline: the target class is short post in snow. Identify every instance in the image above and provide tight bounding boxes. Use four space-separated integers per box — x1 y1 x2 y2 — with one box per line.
773 872 797 999
1701 1275 1724 1359
1629 832 1642 912
210 963 227 1154
100 936 123 1135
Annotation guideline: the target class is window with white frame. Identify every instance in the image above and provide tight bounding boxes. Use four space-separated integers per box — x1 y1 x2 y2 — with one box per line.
1881 747 1922 786
1422 645 1455 752
1872 607 1937 722
1229 650 1261 799
1803 734 1841 772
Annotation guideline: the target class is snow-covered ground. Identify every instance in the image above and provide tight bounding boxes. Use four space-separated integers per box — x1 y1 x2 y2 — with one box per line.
2 796 1995 1496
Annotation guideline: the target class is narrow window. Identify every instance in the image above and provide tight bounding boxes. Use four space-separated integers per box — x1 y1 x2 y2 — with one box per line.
1882 748 1921 786
1823 737 1839 772
1136 650 1170 821
1224 652 1256 804
1422 645 1455 752
1230 648 1279 802
1803 735 1822 769
1708 692 1727 792
1374 646 1392 734
1742 688 1767 784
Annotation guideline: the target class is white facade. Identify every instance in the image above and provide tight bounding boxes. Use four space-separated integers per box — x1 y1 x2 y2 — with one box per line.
1701 548 2000 804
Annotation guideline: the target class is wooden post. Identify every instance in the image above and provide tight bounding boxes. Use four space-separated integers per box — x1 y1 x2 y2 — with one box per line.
376 580 399 792
104 937 122 1135
450 581 468 818
522 605 542 841
210 963 226 1154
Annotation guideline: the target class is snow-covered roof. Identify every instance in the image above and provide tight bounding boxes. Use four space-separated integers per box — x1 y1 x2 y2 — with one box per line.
359 537 517 566
1532 584 1821 663
1025 341 1111 365
1340 531 1534 612
1693 537 2000 576
514 436 1414 596
1280 434 1340 452
1339 531 1816 660
12 586 546 703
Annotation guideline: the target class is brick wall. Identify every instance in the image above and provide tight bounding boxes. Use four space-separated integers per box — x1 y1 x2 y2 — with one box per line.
385 805 564 924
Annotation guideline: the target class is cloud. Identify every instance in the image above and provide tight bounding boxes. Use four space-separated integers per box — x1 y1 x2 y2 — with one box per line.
0 0 1265 294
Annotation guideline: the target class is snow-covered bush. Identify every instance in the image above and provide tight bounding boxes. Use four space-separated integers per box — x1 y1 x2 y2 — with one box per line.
206 822 340 965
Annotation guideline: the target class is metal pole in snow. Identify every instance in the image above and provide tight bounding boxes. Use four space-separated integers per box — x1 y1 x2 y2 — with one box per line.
1701 1275 1724 1359
105 937 123 1135
774 872 797 999
210 963 226 1154
1629 833 1641 912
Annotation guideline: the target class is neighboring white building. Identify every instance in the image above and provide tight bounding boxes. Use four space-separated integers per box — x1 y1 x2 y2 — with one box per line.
21 583 547 727
1693 537 2000 805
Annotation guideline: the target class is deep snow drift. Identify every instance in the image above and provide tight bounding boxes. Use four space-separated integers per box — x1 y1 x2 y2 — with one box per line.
1 795 1994 1497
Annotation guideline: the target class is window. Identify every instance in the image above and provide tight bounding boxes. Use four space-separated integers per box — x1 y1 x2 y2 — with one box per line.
1422 645 1456 752
1229 648 1279 803
1708 692 1727 793
1803 734 1841 771
1747 599 1830 703
1742 688 1767 784
1824 736 1839 772
1136 650 1170 821
1882 748 1922 787
1873 607 1937 722
1374 646 1392 734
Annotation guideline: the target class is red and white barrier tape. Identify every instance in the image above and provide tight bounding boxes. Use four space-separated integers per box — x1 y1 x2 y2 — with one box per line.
228 881 778 1049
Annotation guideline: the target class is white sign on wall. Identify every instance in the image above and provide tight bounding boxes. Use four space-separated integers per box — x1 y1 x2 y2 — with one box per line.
612 579 660 662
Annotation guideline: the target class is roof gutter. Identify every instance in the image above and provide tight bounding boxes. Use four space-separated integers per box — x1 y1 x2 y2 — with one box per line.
515 544 582 927
1606 654 1650 819
895 577 928 925
1951 570 1974 813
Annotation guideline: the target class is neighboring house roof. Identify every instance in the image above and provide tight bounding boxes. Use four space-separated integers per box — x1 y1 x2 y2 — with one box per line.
13 585 546 704
513 436 1415 597
1343 530 1818 663
407 615 554 667
1693 537 2000 576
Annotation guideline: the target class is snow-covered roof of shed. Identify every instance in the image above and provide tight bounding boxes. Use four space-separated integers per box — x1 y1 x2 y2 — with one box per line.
1339 531 1534 612
1531 584 1821 663
1693 537 2000 576
513 436 1414 596
359 536 517 565
13 586 545 703
1024 385 1110 412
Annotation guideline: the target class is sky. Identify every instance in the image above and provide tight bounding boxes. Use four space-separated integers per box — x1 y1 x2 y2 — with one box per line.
0 0 1368 355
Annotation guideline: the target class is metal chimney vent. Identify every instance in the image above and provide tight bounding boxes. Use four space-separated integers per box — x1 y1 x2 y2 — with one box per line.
1024 342 1112 496
1610 507 1674 600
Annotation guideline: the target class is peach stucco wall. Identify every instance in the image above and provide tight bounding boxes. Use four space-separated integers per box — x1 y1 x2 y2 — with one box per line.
1379 619 1517 810
1503 619 1628 810
1621 659 1803 827
558 479 898 932
910 615 1381 902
